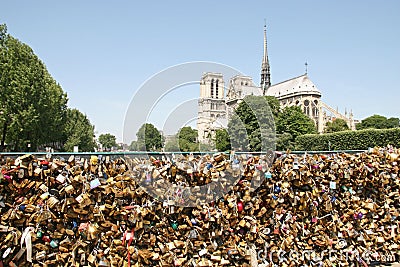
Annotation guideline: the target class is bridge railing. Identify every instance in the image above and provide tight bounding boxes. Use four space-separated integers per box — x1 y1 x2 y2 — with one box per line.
0 149 368 160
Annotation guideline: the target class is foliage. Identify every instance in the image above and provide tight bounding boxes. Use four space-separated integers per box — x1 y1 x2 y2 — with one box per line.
63 109 96 152
98 133 117 150
227 113 249 151
276 133 294 151
0 24 68 151
198 142 214 152
215 129 231 152
276 106 317 144
128 140 138 151
178 126 199 152
164 135 180 152
136 123 163 151
324 118 350 133
227 95 276 151
387 117 400 128
164 132 211 152
356 114 399 130
264 95 281 119
295 128 400 151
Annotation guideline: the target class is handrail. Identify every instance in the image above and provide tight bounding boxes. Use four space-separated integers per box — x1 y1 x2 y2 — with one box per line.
0 149 368 158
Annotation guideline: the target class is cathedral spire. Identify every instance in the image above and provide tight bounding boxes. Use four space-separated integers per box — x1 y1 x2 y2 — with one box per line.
261 22 271 94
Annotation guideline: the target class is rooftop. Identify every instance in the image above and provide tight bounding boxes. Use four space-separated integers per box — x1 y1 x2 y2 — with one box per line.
266 74 322 99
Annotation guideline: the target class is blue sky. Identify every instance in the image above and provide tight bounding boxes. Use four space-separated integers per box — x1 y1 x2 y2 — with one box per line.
2 1 399 143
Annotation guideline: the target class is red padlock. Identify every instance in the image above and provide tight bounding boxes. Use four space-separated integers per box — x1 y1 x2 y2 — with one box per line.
237 201 244 212
40 160 49 166
42 235 51 242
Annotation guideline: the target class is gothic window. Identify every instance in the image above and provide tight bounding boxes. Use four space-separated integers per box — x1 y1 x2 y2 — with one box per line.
313 107 318 117
304 100 310 116
211 79 214 98
215 80 219 99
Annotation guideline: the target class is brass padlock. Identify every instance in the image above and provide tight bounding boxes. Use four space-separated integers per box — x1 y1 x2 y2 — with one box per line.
64 184 74 194
87 252 96 264
36 251 46 261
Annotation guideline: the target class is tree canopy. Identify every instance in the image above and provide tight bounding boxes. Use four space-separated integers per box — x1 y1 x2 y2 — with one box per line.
215 129 231 152
324 118 350 133
356 114 399 130
164 135 180 152
227 95 276 151
63 109 97 152
0 24 68 151
0 23 99 152
136 123 163 151
178 126 199 152
98 133 117 150
275 105 317 149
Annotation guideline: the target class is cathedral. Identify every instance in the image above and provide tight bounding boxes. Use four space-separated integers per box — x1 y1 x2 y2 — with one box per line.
197 25 355 144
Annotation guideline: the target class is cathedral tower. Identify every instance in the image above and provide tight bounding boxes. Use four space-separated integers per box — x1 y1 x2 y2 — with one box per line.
260 23 271 94
197 73 226 143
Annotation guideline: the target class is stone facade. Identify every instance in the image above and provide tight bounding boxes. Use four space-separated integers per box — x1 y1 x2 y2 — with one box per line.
266 74 323 131
197 73 227 143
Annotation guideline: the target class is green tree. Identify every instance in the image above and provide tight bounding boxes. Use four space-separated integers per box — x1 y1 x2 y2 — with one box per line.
199 142 214 152
387 117 400 128
178 126 198 152
164 135 180 152
228 113 249 151
136 123 163 151
356 114 399 130
276 133 294 151
227 95 276 151
128 140 138 151
324 118 350 133
98 133 117 150
264 95 281 119
215 129 231 152
276 105 316 148
0 24 68 151
63 108 97 152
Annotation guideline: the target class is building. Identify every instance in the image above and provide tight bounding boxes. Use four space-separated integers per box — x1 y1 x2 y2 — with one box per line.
197 25 355 143
197 73 227 142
